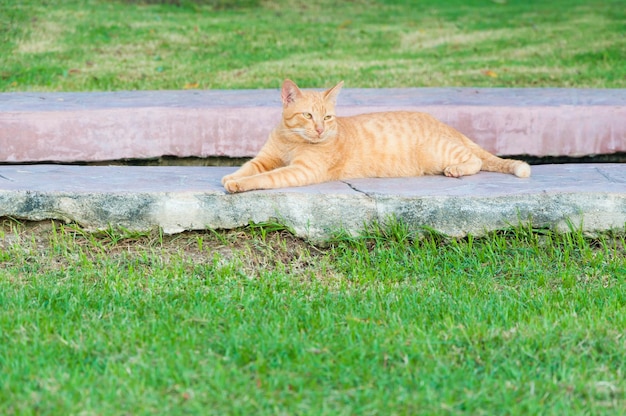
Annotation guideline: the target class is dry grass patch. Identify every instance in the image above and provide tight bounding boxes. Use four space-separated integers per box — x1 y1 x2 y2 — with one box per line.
0 218 333 282
400 26 523 51
16 17 68 54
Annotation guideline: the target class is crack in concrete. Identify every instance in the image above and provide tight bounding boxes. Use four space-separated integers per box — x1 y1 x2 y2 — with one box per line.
341 180 373 199
596 167 626 184
341 180 382 224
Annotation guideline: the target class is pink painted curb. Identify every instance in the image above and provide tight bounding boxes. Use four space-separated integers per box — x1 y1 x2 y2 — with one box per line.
1 88 624 163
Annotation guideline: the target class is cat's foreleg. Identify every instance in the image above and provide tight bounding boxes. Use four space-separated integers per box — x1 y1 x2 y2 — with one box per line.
223 164 322 193
221 156 281 186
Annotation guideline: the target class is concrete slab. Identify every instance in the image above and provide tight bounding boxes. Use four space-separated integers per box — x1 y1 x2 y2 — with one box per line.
1 88 624 163
0 164 624 242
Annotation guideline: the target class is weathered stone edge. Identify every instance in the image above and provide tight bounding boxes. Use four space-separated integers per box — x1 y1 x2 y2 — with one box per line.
2 188 623 242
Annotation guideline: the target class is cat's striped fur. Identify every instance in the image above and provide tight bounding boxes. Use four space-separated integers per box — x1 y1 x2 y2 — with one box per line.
222 79 530 193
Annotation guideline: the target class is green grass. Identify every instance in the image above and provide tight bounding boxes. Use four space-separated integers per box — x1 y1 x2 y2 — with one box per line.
1 0 625 91
1 220 625 414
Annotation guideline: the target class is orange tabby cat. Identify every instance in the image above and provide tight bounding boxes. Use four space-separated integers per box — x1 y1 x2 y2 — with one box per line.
222 79 530 193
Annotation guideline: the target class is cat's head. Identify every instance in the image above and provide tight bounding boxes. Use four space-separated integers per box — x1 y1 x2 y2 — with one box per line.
280 79 343 143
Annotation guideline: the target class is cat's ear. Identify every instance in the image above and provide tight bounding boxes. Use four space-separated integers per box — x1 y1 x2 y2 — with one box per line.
323 80 344 105
281 79 303 106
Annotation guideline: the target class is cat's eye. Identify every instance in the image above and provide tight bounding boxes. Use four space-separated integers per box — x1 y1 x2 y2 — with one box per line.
324 115 333 121
302 112 312 119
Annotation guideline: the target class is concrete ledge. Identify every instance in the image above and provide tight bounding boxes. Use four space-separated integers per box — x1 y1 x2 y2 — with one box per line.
1 88 625 163
0 164 624 242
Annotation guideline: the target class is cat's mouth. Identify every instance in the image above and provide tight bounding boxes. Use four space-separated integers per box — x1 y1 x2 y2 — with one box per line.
294 129 334 144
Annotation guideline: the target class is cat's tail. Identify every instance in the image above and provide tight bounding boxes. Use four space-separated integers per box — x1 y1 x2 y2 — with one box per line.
467 140 531 178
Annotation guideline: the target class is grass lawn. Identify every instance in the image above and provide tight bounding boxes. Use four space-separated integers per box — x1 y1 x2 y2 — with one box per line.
1 0 626 414
1 0 625 91
1 220 625 415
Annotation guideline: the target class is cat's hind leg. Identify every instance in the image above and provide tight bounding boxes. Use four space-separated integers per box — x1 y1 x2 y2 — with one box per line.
443 154 482 178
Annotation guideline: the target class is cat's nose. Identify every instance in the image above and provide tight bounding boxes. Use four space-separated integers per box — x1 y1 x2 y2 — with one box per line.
316 127 324 135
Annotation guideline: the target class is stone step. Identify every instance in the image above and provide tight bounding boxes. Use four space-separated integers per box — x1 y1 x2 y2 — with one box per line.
1 88 624 163
0 164 623 242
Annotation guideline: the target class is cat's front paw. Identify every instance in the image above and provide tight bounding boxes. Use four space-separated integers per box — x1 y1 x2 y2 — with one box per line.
443 166 463 178
224 179 245 193
221 174 236 186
